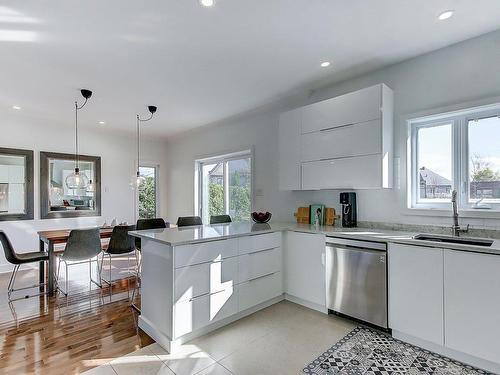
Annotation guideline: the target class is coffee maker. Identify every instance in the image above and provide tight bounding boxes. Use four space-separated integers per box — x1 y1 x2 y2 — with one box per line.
340 192 357 228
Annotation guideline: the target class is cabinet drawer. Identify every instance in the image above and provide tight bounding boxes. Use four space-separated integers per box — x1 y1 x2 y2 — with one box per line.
301 119 381 162
174 287 238 338
174 238 238 268
174 257 238 302
238 232 281 255
301 154 383 190
238 247 281 284
238 272 282 311
301 84 381 134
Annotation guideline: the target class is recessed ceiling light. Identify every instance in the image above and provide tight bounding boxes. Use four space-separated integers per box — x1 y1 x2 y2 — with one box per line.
98 121 105 125
199 0 215 7
438 10 454 20
12 105 21 110
320 61 331 68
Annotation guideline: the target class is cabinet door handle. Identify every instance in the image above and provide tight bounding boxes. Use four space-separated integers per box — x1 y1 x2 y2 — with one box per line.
320 123 355 132
248 272 275 283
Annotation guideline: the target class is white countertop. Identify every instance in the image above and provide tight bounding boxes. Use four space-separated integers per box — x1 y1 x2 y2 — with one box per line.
129 221 500 255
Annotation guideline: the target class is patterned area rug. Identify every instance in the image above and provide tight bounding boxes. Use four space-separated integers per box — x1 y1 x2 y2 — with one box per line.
303 327 491 375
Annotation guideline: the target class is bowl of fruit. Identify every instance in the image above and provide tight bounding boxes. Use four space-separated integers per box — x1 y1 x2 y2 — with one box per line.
251 211 272 223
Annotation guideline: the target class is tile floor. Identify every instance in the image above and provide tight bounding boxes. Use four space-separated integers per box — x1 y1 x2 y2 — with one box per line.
83 300 357 375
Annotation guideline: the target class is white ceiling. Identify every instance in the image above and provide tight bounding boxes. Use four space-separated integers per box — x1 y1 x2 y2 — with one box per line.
1 0 500 138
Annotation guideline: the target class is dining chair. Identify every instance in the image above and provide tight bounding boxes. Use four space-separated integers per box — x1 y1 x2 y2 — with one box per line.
132 218 168 309
55 228 101 296
0 231 48 301
99 225 137 287
176 216 203 227
210 214 232 224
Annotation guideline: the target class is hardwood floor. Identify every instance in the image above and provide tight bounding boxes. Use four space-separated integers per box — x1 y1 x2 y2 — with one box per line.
0 264 153 375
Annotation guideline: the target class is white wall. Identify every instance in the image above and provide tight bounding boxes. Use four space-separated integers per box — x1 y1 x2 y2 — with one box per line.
0 113 168 272
166 30 500 229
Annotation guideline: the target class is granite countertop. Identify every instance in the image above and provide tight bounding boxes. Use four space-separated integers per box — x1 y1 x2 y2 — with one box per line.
129 221 500 256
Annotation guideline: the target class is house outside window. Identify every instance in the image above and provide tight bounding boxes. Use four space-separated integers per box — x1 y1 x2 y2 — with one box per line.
408 103 500 211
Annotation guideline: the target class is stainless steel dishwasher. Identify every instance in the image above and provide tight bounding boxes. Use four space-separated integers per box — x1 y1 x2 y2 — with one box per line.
326 237 388 329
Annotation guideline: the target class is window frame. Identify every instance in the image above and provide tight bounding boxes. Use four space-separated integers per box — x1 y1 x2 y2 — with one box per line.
0 147 34 221
195 149 254 223
137 163 160 220
408 104 500 212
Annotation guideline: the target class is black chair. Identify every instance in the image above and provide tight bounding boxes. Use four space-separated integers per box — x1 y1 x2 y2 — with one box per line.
132 218 168 308
210 215 232 224
100 225 137 286
55 228 101 296
135 218 167 251
176 216 203 227
0 230 49 300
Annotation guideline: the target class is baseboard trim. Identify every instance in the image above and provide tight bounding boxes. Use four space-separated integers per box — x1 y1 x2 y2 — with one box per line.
284 293 328 314
392 330 500 374
138 315 173 353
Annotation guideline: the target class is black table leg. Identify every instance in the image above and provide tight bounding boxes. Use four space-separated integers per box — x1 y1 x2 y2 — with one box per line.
48 241 55 295
39 239 45 292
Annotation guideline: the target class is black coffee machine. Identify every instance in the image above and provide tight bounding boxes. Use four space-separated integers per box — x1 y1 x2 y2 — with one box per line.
340 192 357 227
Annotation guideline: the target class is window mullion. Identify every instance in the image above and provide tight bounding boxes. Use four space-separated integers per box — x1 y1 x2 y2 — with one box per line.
223 161 229 215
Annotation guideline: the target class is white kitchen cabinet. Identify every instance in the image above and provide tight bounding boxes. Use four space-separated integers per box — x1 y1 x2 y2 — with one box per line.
444 250 500 364
238 232 281 254
174 287 238 338
279 108 302 190
285 231 326 309
238 271 282 312
174 238 238 268
278 83 393 190
301 154 385 190
301 84 383 134
238 247 281 284
174 256 238 302
388 244 444 346
300 119 382 162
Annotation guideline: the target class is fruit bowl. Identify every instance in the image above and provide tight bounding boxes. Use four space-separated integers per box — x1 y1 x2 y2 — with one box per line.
251 211 272 223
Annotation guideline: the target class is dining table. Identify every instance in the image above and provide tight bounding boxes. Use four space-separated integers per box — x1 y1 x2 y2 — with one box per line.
38 227 113 295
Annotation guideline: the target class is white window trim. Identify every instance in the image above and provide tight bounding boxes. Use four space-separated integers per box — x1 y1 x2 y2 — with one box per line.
136 163 160 220
407 102 500 213
195 148 255 222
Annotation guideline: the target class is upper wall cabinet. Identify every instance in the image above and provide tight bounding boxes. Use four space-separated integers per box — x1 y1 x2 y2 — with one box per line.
278 84 394 190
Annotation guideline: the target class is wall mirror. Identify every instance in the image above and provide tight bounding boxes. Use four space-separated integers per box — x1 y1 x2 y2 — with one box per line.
0 148 34 221
40 151 101 219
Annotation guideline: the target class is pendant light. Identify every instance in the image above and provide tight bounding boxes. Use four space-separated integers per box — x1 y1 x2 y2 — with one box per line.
66 89 92 189
136 105 157 186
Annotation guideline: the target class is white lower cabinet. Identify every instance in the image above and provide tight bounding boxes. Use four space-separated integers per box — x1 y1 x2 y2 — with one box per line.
388 244 444 345
444 250 500 364
285 231 326 309
238 272 282 311
174 287 238 338
238 247 281 283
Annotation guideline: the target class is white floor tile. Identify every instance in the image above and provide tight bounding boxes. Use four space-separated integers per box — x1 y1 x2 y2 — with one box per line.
148 343 216 375
194 363 233 375
81 364 117 375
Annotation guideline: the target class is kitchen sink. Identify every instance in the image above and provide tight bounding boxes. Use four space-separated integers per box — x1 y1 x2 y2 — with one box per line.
413 234 494 247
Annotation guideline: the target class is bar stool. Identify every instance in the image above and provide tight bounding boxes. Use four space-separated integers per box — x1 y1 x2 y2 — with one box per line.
0 231 48 301
176 216 202 227
210 215 232 224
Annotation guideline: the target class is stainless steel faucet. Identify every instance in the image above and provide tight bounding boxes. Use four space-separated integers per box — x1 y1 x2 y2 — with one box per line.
451 190 469 236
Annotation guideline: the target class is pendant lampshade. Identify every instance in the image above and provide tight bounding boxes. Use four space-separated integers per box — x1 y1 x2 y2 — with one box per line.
66 89 92 189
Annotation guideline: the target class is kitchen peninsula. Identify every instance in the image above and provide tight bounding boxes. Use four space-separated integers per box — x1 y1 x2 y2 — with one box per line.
131 221 500 373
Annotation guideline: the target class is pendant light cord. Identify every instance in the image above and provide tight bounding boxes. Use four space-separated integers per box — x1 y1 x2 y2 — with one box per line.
74 97 89 170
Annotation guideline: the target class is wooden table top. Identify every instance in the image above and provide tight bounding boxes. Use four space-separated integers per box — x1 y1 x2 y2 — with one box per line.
38 227 113 243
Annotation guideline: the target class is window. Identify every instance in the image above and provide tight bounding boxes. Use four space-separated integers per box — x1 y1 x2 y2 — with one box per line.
409 104 500 210
0 147 34 221
138 166 158 219
197 151 252 224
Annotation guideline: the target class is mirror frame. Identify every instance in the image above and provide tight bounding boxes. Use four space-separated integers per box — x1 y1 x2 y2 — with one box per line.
0 147 34 221
40 151 101 219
